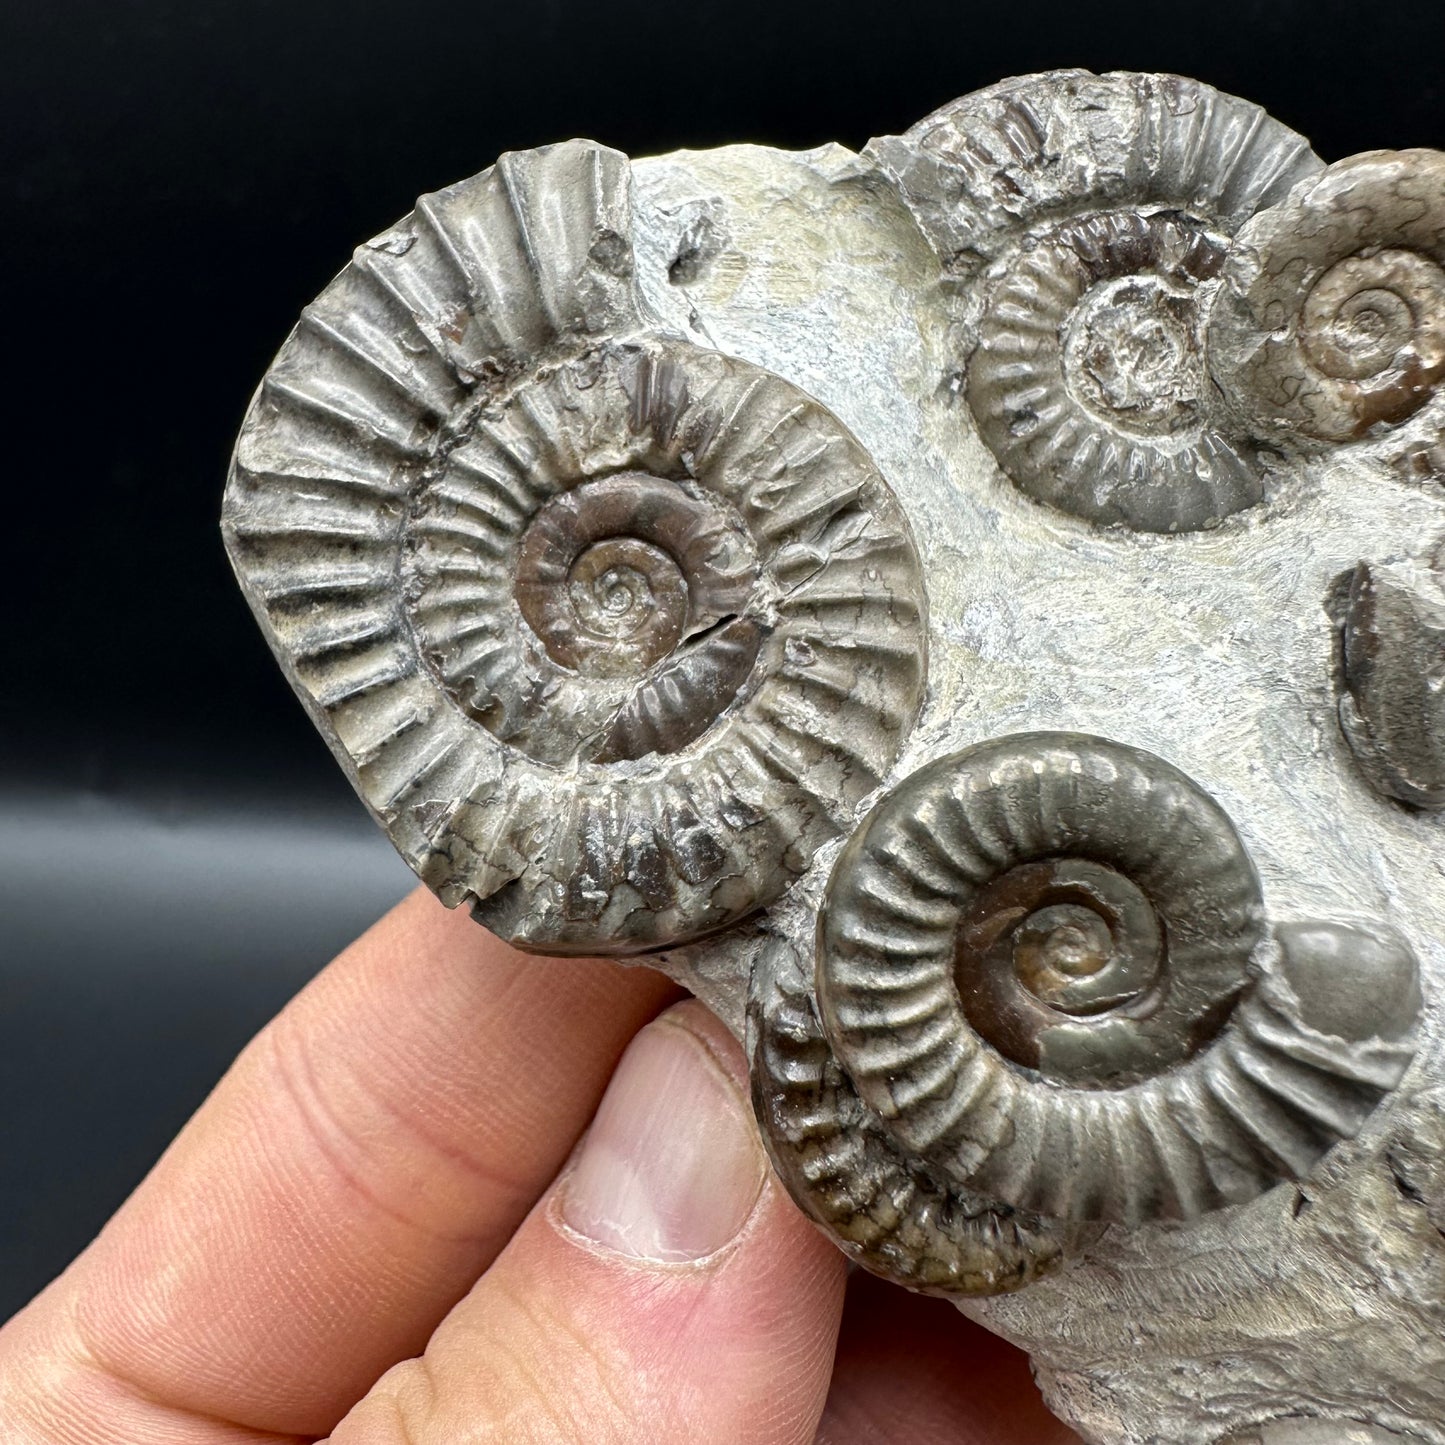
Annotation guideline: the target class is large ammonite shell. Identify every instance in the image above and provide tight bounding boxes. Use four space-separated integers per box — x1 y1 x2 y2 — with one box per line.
1211 150 1445 452
1336 560 1445 809
871 70 1323 532
759 733 1420 1247
222 139 928 954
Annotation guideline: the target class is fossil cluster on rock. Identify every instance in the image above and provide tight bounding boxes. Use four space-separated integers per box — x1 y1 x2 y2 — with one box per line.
224 71 1445 1445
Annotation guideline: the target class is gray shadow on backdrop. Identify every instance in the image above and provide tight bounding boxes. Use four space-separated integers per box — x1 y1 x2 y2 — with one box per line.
0 784 414 1318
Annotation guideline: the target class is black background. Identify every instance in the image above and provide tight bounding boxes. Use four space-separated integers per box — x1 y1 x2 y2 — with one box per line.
3 0 1444 1320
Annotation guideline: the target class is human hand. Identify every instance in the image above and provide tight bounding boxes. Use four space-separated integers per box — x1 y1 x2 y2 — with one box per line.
0 888 1080 1443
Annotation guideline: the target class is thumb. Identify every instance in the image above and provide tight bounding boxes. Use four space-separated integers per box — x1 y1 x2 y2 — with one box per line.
327 1000 848 1445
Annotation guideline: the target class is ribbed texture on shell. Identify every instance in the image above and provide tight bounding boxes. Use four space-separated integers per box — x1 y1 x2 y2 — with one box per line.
414 340 929 951
867 70 1323 534
223 141 928 954
966 211 1263 532
749 937 1063 1296
868 69 1322 272
814 735 1419 1226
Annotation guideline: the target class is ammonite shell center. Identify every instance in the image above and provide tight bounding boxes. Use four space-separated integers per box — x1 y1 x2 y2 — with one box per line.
1063 273 1206 437
955 856 1166 1070
1301 250 1445 386
564 539 688 661
512 471 762 686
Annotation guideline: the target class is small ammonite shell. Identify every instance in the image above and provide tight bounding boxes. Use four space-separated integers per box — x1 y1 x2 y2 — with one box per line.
803 733 1420 1228
1336 560 1445 808
1211 150 1445 450
869 70 1323 532
966 209 1263 532
222 139 928 955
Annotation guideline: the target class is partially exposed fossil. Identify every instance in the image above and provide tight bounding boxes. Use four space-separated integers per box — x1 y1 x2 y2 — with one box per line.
224 72 1445 1445
1335 556 1445 809
1212 151 1445 457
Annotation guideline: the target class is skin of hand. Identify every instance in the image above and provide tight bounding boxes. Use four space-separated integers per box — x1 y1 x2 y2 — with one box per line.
0 887 1080 1445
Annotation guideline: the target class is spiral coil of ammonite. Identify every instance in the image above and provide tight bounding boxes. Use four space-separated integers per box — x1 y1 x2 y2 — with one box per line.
752 733 1421 1290
222 139 928 954
870 70 1323 532
1210 150 1445 453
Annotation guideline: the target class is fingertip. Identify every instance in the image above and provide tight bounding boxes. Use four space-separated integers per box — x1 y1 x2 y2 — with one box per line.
555 997 770 1266
337 998 848 1445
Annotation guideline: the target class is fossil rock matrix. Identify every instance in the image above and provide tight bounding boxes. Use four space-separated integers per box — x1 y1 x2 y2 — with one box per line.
224 71 1445 1445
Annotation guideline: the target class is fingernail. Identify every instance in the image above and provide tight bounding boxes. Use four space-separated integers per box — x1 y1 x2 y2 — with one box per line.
563 1012 765 1262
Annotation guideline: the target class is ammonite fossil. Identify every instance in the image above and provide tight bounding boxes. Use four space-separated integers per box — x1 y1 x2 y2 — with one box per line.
752 734 1419 1261
1211 151 1445 456
223 76 1445 1445
1335 559 1445 808
223 139 928 954
870 70 1323 531
748 941 1064 1297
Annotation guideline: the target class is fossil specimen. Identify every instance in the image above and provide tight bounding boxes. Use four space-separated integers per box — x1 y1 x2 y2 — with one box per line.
806 736 1416 1225
752 735 1419 1294
868 71 1322 532
1335 557 1445 808
1212 151 1445 459
749 936 1065 1297
225 72 1445 1445
223 140 927 954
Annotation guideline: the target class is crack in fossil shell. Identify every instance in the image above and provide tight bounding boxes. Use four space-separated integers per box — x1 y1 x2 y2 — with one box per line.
222 142 928 954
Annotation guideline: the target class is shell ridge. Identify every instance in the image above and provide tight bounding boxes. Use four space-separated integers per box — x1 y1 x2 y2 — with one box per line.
410 189 543 365
750 939 1064 1297
226 146 926 954
294 306 458 422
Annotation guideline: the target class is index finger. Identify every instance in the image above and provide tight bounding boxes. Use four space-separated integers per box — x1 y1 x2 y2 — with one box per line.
0 887 677 1440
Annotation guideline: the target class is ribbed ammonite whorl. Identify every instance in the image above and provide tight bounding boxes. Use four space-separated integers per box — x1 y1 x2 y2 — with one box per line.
753 734 1421 1253
222 139 928 954
967 210 1264 532
749 941 1064 1298
1211 150 1445 451
871 70 1323 532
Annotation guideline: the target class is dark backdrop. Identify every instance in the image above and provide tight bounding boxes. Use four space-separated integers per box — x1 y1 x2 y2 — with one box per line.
3 0 1444 1319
